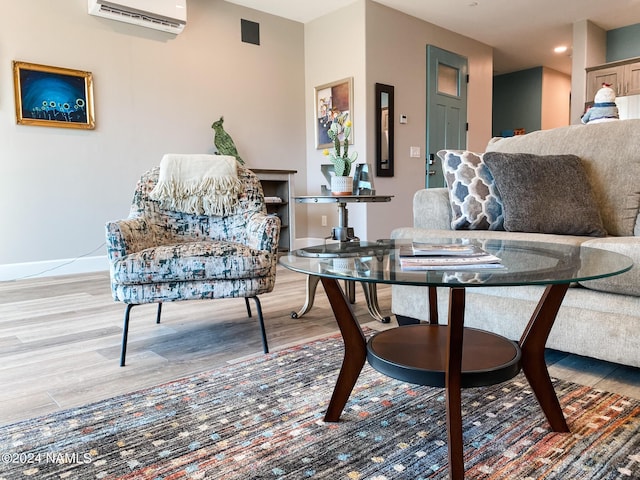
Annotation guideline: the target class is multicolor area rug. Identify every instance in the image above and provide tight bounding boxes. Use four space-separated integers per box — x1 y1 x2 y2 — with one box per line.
1 333 639 479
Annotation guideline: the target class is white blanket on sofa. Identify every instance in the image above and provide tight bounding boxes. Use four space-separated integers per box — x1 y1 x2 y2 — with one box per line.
149 154 241 216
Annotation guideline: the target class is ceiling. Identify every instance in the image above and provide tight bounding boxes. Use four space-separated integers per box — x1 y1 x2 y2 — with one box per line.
225 0 640 75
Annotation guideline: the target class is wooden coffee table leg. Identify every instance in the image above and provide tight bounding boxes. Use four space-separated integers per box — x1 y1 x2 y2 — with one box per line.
429 286 439 324
321 277 367 422
446 287 466 480
519 283 570 432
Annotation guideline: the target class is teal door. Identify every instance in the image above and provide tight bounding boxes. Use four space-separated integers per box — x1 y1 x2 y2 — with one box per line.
426 46 468 188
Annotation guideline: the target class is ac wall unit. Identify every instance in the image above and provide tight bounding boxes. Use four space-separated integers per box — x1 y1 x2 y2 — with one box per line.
88 0 187 34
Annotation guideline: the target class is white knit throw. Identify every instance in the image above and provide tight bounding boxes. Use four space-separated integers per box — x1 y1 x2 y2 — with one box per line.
149 154 240 216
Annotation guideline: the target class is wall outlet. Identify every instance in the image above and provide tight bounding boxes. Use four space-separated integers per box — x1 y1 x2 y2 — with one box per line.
410 146 421 158
321 215 327 227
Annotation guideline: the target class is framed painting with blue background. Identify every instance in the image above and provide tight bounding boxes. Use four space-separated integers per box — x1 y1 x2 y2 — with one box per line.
13 61 95 130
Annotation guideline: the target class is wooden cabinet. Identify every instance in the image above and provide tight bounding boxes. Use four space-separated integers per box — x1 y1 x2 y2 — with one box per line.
625 61 640 96
586 57 640 99
586 65 621 100
252 169 296 252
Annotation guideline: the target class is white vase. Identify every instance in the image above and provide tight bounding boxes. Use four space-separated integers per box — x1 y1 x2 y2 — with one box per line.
331 176 353 196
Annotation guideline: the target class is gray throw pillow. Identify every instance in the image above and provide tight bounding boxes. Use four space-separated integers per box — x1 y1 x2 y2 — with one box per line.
483 152 607 237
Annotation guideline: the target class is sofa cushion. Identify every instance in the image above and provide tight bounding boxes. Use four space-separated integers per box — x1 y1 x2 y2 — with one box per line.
486 119 640 236
579 237 640 296
111 241 274 285
483 152 607 237
438 150 504 230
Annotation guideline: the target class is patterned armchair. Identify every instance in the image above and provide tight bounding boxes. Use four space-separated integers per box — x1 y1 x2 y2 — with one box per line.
105 163 280 366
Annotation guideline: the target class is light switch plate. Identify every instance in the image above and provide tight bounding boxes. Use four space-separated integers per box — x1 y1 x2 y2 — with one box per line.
410 146 421 158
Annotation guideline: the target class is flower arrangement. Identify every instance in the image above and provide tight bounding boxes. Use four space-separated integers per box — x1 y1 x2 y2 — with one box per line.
323 113 358 177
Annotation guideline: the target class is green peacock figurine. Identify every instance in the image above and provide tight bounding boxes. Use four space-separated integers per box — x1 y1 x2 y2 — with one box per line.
211 116 244 165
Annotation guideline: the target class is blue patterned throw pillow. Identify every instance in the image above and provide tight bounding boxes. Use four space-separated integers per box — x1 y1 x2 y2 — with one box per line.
438 150 504 230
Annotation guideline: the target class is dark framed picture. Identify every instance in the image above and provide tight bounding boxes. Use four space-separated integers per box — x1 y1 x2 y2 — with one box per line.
13 61 95 129
315 77 353 149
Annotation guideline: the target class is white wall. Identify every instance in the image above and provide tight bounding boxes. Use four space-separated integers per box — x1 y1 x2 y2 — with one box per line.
571 20 607 124
302 1 368 241
1 0 495 279
0 0 306 280
363 1 493 242
301 1 493 243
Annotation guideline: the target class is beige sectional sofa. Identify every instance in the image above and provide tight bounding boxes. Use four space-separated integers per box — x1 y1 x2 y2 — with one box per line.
391 119 640 368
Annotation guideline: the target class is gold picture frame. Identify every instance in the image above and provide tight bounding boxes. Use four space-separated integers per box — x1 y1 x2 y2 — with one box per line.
315 77 353 149
13 61 95 129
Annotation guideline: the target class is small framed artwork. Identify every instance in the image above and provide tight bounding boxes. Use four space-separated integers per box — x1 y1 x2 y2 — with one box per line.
315 77 353 149
13 61 95 129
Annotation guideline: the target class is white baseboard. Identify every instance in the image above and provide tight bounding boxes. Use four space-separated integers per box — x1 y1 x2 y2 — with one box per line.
0 255 109 282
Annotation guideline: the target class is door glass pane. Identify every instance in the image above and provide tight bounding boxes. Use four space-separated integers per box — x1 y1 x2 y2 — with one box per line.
438 63 459 96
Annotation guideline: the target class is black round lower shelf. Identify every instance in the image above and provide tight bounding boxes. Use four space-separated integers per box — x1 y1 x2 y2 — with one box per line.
367 324 522 388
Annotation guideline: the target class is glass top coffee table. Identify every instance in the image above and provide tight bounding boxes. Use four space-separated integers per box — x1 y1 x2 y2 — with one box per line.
279 238 633 480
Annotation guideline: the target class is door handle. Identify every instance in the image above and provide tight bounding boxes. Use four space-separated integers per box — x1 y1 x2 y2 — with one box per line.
427 169 436 176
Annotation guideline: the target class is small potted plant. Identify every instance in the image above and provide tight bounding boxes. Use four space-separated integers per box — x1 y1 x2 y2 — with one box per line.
324 113 357 195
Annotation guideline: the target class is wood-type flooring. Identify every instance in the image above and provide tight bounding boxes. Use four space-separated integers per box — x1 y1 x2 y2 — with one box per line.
1 266 639 424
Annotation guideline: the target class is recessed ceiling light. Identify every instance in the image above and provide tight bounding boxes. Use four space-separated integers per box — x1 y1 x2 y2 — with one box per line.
554 46 568 53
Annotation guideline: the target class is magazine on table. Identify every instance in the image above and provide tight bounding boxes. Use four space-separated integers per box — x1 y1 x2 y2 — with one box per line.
398 241 504 270
405 242 488 256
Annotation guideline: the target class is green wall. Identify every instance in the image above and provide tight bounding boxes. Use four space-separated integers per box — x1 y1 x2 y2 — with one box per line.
607 23 640 62
492 67 542 137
